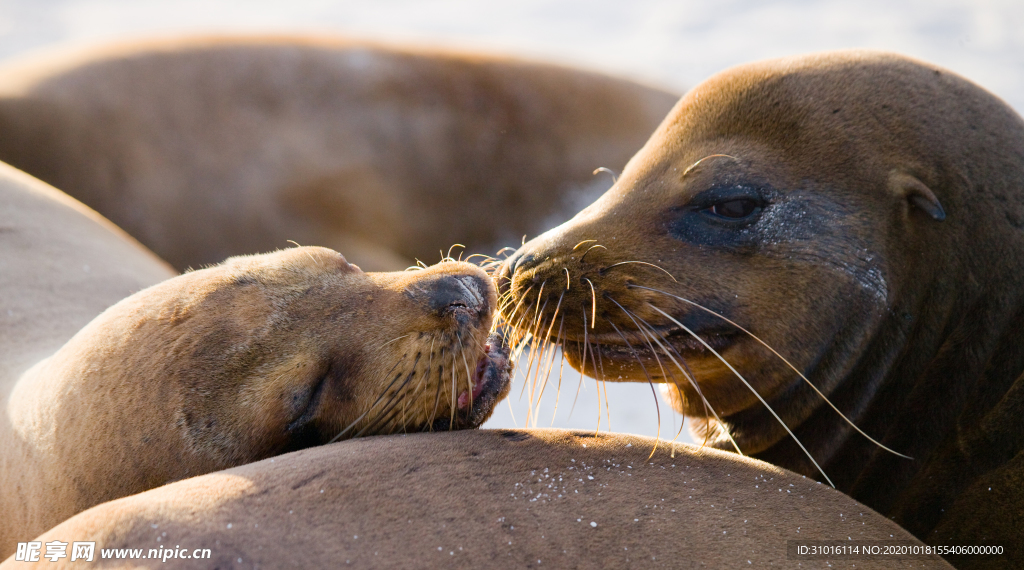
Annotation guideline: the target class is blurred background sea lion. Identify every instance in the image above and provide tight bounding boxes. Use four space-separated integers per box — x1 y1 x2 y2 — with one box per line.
0 35 678 271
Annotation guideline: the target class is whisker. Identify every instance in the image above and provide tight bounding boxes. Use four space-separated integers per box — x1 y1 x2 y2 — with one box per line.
464 253 496 264
531 291 566 419
606 319 661 457
517 283 548 406
647 304 835 487
634 285 911 460
529 336 555 427
427 344 444 428
356 388 412 438
581 312 603 433
329 356 409 443
606 294 744 456
447 244 466 260
456 333 475 410
593 337 611 433
359 352 424 436
625 306 715 450
582 277 598 329
285 240 322 267
381 334 411 348
506 284 536 328
579 244 607 264
550 315 567 425
567 309 590 420
592 166 618 184
533 336 560 426
603 261 678 282
602 300 667 442
630 309 740 453
681 154 740 177
593 359 603 434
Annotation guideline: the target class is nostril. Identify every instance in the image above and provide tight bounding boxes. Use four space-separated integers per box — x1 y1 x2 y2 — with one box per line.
448 301 468 311
506 251 523 274
500 251 535 283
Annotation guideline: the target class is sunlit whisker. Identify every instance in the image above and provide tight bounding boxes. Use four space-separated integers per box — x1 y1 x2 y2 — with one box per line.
647 304 835 487
605 319 662 457
634 285 910 460
330 356 408 443
582 277 597 329
603 261 678 282
550 315 567 425
567 309 590 420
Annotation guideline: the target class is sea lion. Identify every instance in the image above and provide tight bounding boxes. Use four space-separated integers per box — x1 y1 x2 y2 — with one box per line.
0 164 511 556
0 35 678 271
497 49 1024 566
6 430 953 569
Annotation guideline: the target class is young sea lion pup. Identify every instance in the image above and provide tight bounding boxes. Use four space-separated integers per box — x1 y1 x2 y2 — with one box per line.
0 35 678 271
0 164 511 556
498 49 1024 567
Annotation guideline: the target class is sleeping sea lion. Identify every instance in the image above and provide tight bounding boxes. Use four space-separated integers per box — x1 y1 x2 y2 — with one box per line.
0 163 511 556
497 49 1024 567
0 35 678 271
7 430 953 569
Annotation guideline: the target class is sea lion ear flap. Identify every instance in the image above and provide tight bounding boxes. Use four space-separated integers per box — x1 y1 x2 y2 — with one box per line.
890 172 946 222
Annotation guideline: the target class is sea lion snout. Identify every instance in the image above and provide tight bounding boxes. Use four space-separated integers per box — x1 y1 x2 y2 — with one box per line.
394 262 496 332
424 273 492 321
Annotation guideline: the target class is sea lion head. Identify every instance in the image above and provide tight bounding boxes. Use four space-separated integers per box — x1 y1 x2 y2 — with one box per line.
497 49 1024 481
36 246 511 491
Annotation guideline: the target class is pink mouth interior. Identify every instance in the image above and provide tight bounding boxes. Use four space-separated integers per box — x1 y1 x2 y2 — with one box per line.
458 342 492 410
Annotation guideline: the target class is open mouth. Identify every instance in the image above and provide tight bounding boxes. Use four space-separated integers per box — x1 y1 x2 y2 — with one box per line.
432 329 513 430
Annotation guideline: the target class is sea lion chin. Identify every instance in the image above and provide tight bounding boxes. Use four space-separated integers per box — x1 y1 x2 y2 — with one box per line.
497 49 1024 557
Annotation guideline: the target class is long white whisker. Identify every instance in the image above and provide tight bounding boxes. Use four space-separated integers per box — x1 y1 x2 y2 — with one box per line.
634 285 911 460
605 319 661 457
648 304 835 487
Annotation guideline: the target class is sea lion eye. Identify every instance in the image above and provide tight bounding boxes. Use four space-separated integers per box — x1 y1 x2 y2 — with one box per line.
708 198 760 220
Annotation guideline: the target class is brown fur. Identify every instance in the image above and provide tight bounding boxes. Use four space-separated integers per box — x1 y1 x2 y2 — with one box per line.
0 35 678 271
498 50 1024 567
1 165 509 556
6 429 952 569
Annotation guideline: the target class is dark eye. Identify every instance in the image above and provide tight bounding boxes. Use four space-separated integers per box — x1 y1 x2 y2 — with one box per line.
708 198 760 219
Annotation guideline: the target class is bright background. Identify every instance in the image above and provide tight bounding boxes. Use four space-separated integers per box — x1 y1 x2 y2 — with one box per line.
3 0 1021 441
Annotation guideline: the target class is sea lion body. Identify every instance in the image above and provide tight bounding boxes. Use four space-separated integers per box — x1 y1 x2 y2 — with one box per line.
0 165 511 555
498 50 1024 565
0 36 678 271
5 430 952 569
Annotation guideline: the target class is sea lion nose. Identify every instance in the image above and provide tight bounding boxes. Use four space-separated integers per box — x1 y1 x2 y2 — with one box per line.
427 273 491 318
497 250 535 292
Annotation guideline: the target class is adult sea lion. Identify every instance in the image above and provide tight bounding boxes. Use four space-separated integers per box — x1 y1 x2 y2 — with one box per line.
497 49 1024 566
0 164 511 556
8 430 953 569
0 35 678 271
